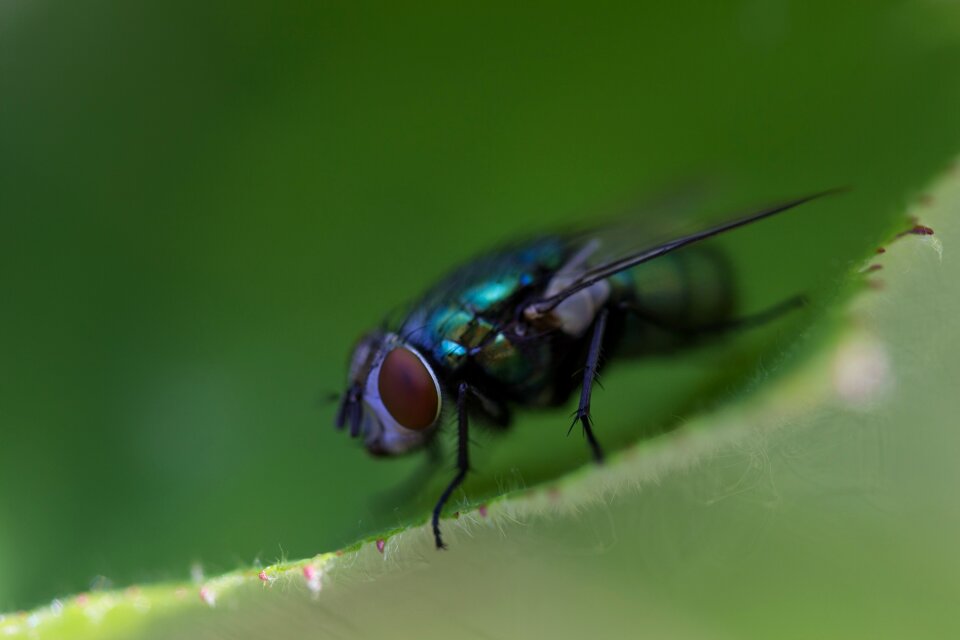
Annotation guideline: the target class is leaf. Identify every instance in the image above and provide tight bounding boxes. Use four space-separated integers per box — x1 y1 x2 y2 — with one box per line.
2 164 955 639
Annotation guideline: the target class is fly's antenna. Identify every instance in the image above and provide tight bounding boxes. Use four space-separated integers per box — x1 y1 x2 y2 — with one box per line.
527 188 847 316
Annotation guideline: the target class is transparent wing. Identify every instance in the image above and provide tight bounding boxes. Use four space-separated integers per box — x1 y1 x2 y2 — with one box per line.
399 182 713 320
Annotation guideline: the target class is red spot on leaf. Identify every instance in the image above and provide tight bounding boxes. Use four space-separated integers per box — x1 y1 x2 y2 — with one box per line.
896 223 935 239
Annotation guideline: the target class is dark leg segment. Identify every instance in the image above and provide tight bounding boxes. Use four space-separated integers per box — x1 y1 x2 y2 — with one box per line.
432 381 471 550
622 294 807 338
694 294 807 334
572 308 609 464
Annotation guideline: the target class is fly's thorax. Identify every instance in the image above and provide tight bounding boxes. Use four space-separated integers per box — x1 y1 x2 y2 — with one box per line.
342 332 443 456
413 304 553 398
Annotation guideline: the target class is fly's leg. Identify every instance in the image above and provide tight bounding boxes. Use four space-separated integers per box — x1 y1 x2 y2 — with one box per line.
571 307 609 464
693 294 807 333
432 381 471 550
623 294 806 337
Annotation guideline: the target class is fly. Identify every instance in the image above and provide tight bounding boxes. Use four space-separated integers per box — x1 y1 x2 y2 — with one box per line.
334 190 840 549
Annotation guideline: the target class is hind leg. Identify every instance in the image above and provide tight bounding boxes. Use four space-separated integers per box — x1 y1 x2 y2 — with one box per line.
622 294 806 338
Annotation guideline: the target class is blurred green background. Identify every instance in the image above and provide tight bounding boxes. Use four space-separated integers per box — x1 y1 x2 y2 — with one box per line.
2 0 959 612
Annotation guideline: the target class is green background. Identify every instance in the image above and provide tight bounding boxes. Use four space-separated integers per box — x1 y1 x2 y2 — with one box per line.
2 1 959 611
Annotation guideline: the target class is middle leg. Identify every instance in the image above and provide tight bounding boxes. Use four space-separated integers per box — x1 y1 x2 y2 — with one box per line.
571 307 609 464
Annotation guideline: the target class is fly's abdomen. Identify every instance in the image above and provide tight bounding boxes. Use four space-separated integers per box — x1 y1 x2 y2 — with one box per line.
613 246 736 353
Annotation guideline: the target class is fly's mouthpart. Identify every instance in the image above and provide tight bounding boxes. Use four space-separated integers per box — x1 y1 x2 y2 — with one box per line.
335 382 365 437
348 400 361 437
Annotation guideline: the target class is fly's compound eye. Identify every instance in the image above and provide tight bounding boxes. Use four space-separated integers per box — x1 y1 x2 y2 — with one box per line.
378 346 441 431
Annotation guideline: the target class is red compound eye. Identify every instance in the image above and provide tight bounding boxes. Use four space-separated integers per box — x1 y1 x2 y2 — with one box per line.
378 347 440 430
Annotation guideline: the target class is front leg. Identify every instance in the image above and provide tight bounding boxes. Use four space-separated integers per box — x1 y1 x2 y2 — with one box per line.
571 307 609 464
432 381 471 549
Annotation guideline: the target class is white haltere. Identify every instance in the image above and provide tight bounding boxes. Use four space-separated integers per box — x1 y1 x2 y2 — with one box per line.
537 239 611 337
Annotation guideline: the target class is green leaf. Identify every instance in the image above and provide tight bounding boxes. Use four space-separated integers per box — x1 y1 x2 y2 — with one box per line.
3 164 955 639
5 1 960 611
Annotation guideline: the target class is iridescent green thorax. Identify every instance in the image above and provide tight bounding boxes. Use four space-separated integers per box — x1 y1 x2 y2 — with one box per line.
428 307 539 384
401 238 567 402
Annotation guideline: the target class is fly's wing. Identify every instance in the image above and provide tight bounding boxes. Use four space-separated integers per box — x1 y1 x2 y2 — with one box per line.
396 182 717 326
391 188 841 339
526 189 843 316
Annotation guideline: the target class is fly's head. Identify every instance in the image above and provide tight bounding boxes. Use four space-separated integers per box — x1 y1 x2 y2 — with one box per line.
336 331 442 457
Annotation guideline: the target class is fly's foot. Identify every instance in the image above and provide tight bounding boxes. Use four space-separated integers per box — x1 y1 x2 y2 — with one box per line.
432 518 448 550
570 409 605 464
